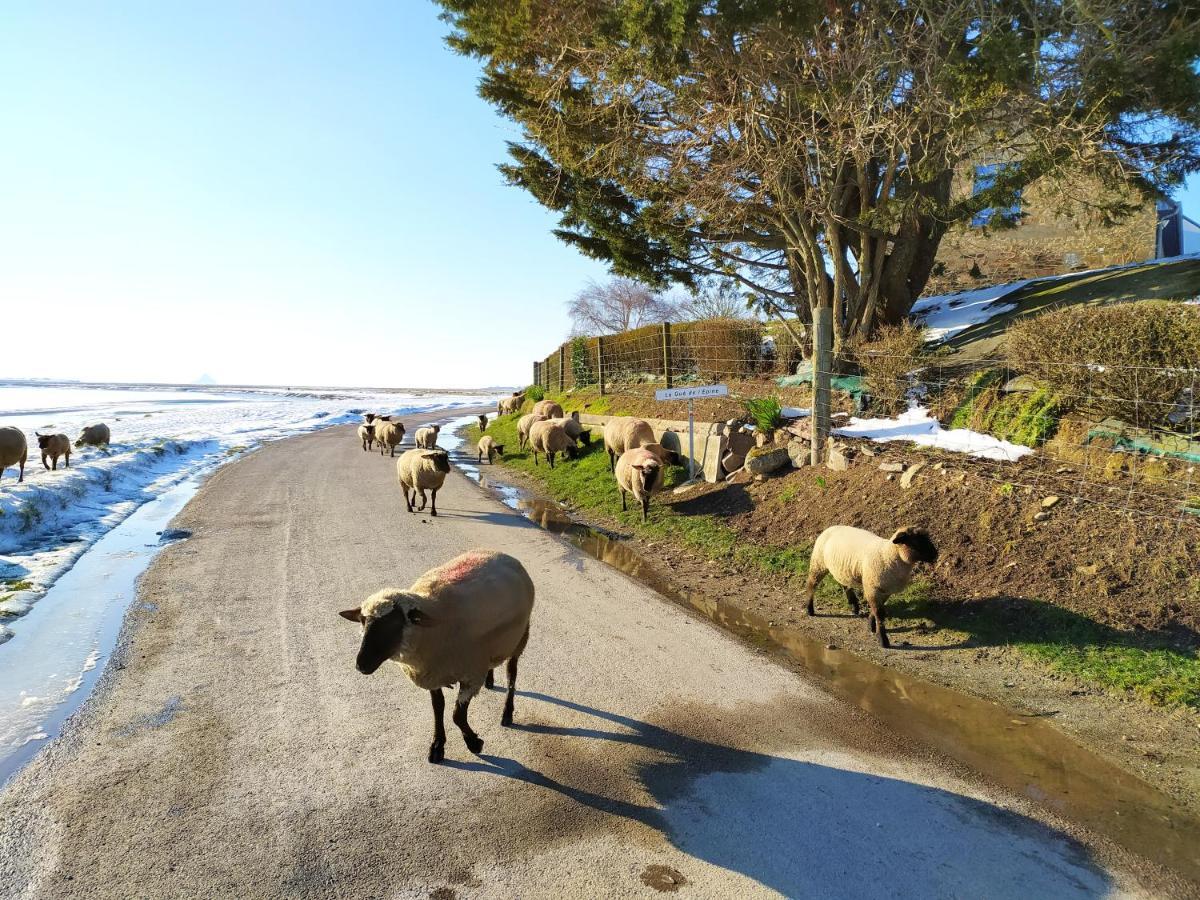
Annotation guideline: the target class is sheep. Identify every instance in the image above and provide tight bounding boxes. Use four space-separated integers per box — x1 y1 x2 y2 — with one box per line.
477 435 505 464
0 427 28 483
375 420 406 457
531 400 564 419
614 446 665 523
545 412 591 448
603 417 655 471
804 525 938 649
36 433 71 470
477 414 488 432
497 393 525 415
338 549 534 763
363 413 378 424
527 420 576 468
75 423 110 448
396 448 451 516
414 424 441 449
357 423 375 451
517 412 548 451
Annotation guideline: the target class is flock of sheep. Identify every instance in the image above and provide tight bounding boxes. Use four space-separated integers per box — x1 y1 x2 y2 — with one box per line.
0 423 112 482
356 413 455 516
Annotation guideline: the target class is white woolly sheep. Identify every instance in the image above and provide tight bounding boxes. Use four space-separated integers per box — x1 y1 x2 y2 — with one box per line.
396 447 451 516
414 424 442 449
339 549 534 763
357 423 375 451
615 446 665 523
804 525 938 649
545 412 590 448
517 412 548 451
375 420 406 457
75 423 110 448
531 400 564 419
603 417 655 471
0 427 28 483
477 435 505 464
36 433 71 470
528 420 576 468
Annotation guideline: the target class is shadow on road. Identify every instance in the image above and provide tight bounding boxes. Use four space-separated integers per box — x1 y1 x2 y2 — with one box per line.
445 690 1109 898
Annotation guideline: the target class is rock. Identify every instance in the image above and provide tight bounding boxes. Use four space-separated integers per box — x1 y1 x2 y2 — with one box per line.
1041 495 1061 509
1076 563 1099 576
859 446 876 457
754 431 771 448
826 446 850 471
1033 511 1051 521
885 473 895 481
1002 374 1039 393
745 446 790 476
787 421 811 440
879 462 904 473
900 461 926 489
787 439 810 468
721 451 746 474
754 474 766 482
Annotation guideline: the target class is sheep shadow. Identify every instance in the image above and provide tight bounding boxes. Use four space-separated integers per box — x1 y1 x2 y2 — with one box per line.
447 691 1109 898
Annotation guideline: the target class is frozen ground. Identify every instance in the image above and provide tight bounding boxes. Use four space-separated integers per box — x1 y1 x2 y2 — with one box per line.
0 382 495 640
835 405 1033 461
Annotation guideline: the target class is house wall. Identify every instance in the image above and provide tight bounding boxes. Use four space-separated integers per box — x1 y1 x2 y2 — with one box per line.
925 174 1158 296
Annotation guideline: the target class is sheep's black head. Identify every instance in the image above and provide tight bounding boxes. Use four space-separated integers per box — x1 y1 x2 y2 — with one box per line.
36 433 50 449
891 527 938 565
339 602 432 675
493 443 505 456
364 413 377 423
634 457 662 493
423 450 451 474
575 428 591 447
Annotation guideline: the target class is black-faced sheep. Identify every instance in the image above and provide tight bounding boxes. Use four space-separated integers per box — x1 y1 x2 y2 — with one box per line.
396 448 451 516
603 417 655 471
414 424 441 449
0 427 28 483
75 423 110 448
517 412 548 451
358 423 375 451
615 446 664 523
804 525 938 648
36 433 71 470
477 414 488 432
339 549 534 762
376 420 406 457
546 412 590 448
528 420 576 468
477 435 505 464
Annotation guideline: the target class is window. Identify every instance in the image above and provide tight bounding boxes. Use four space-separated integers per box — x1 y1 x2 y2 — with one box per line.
971 163 1021 227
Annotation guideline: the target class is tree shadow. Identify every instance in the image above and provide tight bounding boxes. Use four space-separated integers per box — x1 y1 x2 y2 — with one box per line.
444 691 1109 898
668 482 754 517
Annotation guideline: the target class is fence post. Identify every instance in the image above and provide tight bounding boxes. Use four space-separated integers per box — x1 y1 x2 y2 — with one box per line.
662 322 673 388
811 306 833 466
532 361 539 387
597 336 606 395
557 344 566 393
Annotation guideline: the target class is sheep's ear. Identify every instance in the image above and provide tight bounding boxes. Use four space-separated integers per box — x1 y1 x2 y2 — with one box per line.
338 607 362 623
407 608 433 626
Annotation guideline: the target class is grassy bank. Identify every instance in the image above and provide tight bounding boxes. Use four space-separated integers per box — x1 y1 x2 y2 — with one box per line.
472 413 1200 712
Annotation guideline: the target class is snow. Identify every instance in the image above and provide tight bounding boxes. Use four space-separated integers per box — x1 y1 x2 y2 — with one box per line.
834 406 1032 461
0 382 496 637
909 280 1030 342
781 407 811 419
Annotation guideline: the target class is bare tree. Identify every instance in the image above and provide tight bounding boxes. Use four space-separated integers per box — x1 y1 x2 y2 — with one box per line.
678 278 751 321
566 277 678 335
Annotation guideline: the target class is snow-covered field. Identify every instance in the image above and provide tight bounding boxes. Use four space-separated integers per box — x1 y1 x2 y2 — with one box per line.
0 382 496 640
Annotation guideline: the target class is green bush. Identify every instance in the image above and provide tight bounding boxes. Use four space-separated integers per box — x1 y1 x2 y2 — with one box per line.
1007 301 1200 430
745 395 784 432
854 322 929 415
570 336 595 387
525 384 545 403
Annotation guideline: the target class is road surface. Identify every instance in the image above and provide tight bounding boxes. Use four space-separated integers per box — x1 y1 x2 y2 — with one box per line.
0 416 1143 898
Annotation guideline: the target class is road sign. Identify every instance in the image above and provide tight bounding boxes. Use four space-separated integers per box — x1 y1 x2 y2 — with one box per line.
654 384 728 402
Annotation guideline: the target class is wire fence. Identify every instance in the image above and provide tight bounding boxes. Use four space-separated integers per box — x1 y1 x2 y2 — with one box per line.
532 317 1200 524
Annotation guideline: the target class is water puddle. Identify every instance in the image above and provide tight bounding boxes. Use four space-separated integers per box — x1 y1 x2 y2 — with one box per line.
446 426 1200 883
0 475 202 785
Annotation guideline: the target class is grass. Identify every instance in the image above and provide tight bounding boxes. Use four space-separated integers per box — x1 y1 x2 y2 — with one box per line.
477 411 1200 712
947 369 1063 448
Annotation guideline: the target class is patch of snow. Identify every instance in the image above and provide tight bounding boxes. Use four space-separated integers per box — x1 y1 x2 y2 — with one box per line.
781 407 811 419
835 406 1032 461
910 281 1030 343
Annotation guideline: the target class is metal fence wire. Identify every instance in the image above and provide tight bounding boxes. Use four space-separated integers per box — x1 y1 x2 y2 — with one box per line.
532 317 1200 525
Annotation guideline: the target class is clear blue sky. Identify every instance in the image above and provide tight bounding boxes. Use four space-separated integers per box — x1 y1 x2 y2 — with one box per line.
3 3 1198 388
0 1 608 388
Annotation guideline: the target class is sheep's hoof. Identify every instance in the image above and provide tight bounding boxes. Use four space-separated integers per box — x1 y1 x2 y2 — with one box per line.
878 632 891 649
805 602 815 616
501 712 513 727
464 734 484 755
868 616 877 633
428 743 445 763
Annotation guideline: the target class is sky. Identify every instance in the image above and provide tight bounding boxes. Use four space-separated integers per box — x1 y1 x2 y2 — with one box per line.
3 3 1199 389
0 1 608 389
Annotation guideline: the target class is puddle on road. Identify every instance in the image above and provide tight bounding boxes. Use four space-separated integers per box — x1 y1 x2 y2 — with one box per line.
450 442 1200 885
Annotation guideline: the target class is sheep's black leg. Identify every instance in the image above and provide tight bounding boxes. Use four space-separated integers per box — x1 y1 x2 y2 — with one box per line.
429 688 446 763
608 449 615 472
844 586 861 616
429 488 438 517
502 654 520 727
548 452 555 469
620 488 627 512
874 598 890 648
403 485 414 513
804 565 826 616
641 496 649 523
42 454 50 471
485 669 495 689
453 684 484 755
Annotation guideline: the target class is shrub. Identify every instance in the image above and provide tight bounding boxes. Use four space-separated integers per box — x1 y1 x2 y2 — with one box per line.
601 323 666 383
525 384 545 403
570 336 595 387
678 318 763 381
1007 301 1200 430
745 396 784 432
854 322 929 415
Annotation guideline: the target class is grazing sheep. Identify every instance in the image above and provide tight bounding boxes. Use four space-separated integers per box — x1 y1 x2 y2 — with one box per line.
396 448 451 516
546 412 590 448
477 414 488 432
528 420 576 468
357 423 375 451
75 423 110 448
477 435 505 464
603 417 655 471
338 549 534 762
615 446 665 523
531 400 564 419
517 412 548 451
414 424 442 449
498 393 525 415
0 427 28 483
804 525 938 649
375 420 406 457
36 433 71 470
